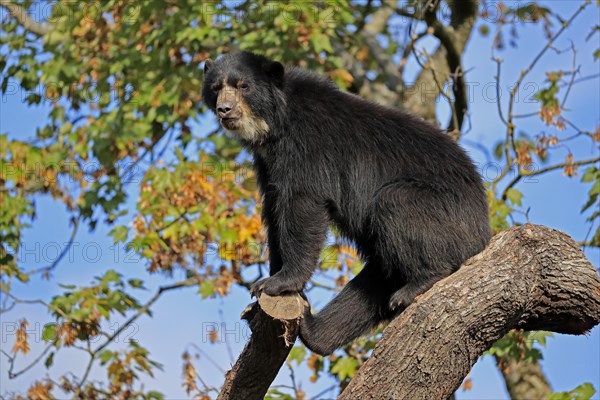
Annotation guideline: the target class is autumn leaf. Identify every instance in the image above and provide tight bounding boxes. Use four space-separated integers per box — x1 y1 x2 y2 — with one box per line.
564 154 578 177
13 319 30 354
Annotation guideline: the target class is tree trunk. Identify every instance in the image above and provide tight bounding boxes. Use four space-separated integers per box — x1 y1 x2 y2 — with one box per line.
341 224 600 399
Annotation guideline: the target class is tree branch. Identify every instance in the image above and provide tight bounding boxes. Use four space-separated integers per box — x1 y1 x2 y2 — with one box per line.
423 2 468 132
222 224 600 399
403 0 477 125
341 224 600 398
496 355 552 399
359 2 404 94
217 303 297 400
501 156 600 201
1 2 51 36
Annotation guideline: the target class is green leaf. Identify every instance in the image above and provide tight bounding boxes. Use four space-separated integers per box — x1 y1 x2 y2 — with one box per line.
16 270 29 283
44 352 54 368
548 383 596 400
331 356 359 380
581 167 599 183
526 331 553 347
505 188 524 206
42 323 58 342
581 167 600 213
265 389 295 400
101 270 122 285
70 308 90 321
310 32 333 54
109 225 129 244
58 284 76 290
97 304 110 319
287 345 306 366
548 393 570 400
147 391 165 400
98 350 115 365
128 279 145 289
572 383 596 400
493 141 504 160
198 281 215 299
220 228 238 244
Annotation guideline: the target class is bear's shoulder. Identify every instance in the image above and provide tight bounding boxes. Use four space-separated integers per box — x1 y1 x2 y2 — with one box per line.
283 67 339 93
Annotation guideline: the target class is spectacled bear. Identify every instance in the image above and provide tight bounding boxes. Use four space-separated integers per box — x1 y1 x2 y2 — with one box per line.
202 51 491 356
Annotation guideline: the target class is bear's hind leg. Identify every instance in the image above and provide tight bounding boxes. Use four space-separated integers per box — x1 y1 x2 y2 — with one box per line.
388 274 446 310
299 263 395 355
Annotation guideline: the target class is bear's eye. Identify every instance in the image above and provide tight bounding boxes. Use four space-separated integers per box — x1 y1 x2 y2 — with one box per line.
239 83 249 90
211 83 222 92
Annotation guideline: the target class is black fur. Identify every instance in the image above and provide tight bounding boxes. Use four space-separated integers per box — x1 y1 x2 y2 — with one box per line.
202 51 491 355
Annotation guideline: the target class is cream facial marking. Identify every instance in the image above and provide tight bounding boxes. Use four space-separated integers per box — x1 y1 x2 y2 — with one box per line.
216 80 269 142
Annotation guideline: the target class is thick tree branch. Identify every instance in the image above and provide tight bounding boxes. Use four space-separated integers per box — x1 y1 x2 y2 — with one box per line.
359 1 403 94
222 224 599 399
1 2 51 36
404 0 477 125
217 303 297 400
341 224 600 398
497 356 552 399
338 1 406 107
423 2 467 132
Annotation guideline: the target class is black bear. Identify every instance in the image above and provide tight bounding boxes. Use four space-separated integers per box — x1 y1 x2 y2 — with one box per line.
202 51 491 355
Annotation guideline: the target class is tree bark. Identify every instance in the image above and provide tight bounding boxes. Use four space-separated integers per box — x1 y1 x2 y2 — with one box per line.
403 0 478 125
216 303 297 400
219 224 600 400
497 357 552 400
1 3 51 36
341 224 600 399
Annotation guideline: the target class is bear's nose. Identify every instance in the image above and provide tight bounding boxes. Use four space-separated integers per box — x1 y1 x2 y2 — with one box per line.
217 102 234 117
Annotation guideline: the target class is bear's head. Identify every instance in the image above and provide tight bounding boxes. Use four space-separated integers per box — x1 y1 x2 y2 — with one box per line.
202 51 285 143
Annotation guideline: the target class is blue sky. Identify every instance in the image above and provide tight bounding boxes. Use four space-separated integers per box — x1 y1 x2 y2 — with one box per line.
1 1 599 399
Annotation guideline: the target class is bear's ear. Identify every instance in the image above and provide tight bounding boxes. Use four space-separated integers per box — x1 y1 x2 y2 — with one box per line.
204 59 213 73
263 60 284 84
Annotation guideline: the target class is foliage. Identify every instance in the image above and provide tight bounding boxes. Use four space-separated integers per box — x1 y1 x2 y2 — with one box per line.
0 0 598 398
484 330 553 365
548 383 597 400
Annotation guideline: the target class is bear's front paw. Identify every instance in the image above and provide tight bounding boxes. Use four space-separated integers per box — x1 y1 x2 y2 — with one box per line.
251 273 303 297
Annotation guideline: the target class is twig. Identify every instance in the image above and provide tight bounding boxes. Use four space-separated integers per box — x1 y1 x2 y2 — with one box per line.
218 308 235 364
462 139 493 164
493 57 508 127
494 1 590 193
413 46 459 132
563 118 595 139
75 276 202 388
2 339 58 379
188 343 226 374
506 1 590 134
559 73 599 87
27 215 81 277
512 111 538 119
288 364 302 400
309 384 338 400
561 41 579 108
399 25 429 78
0 290 68 318
501 156 600 200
